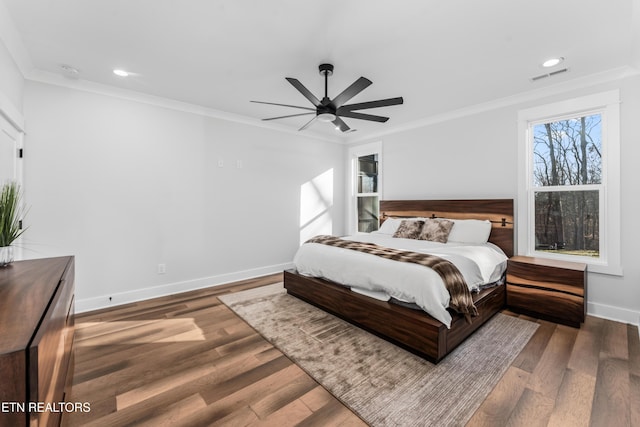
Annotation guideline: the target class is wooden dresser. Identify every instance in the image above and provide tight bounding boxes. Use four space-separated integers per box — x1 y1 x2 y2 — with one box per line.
506 255 586 327
0 256 75 427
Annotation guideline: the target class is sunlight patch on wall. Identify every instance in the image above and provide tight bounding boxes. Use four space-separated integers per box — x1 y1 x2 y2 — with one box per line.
300 169 334 244
75 318 205 346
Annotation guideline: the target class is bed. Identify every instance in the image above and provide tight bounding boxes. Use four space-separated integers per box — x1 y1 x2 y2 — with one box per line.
284 199 514 363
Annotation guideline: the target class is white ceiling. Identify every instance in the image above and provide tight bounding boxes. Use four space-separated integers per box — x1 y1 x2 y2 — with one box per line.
2 0 639 142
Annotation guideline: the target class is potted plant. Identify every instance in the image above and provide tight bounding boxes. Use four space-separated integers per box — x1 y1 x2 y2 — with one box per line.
0 181 27 267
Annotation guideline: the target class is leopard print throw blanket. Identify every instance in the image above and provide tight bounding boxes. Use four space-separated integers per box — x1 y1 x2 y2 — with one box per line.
305 235 478 321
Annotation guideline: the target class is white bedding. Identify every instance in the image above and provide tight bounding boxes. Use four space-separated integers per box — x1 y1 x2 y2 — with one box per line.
292 232 508 328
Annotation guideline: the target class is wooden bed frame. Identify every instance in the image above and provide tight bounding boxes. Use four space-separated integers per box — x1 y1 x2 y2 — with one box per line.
284 199 514 363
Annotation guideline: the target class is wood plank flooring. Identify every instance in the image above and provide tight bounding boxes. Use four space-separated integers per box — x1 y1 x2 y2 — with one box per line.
63 274 640 427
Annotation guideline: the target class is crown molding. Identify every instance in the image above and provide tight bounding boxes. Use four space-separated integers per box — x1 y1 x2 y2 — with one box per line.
345 65 640 145
25 69 344 144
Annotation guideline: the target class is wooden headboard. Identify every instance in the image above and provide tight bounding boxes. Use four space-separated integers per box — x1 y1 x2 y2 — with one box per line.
380 199 514 257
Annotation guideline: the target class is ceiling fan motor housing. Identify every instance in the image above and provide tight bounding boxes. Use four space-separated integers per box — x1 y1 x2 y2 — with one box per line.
318 63 334 76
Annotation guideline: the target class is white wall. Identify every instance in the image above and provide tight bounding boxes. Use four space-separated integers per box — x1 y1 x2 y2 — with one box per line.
358 75 640 325
22 81 345 311
382 108 518 200
0 34 23 113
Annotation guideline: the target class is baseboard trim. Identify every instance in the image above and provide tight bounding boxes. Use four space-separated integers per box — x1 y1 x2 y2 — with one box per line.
588 301 640 328
75 262 293 313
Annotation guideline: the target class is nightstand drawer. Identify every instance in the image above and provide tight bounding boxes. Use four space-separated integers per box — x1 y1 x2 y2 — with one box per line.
506 284 584 326
507 256 586 327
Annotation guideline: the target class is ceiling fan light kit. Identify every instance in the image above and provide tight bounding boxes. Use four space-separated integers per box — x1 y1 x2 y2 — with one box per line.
317 112 337 122
252 63 403 133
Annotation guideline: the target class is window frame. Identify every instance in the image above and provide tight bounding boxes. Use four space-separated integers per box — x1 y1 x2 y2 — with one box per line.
348 141 382 235
517 90 621 275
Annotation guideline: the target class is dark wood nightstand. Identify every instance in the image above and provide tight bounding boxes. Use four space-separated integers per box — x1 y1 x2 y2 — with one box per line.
506 255 586 327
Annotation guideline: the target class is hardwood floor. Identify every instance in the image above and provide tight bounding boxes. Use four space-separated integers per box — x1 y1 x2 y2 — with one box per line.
467 312 639 427
63 275 639 427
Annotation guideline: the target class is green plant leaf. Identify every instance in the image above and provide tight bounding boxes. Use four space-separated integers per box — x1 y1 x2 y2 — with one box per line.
0 181 27 247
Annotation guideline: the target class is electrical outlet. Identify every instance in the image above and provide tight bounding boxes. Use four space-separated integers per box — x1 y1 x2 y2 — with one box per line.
157 263 166 274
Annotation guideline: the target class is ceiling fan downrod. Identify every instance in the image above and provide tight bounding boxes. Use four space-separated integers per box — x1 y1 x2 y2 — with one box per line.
318 63 333 101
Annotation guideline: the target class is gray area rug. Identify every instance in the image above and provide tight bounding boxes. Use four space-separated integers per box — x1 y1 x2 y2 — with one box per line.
219 283 538 427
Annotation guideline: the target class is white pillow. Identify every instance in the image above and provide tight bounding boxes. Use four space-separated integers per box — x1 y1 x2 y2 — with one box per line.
447 219 492 243
376 218 404 235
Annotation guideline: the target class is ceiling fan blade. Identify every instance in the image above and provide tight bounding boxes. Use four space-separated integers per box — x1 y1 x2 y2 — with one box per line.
339 96 404 111
262 112 315 121
331 77 372 108
286 78 321 107
251 100 315 111
332 116 351 132
337 111 389 123
298 115 318 131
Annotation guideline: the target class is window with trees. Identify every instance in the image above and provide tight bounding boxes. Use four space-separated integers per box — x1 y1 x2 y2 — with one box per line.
518 91 621 274
532 113 601 257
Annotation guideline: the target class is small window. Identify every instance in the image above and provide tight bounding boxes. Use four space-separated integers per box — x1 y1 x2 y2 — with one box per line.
356 154 380 232
349 141 382 234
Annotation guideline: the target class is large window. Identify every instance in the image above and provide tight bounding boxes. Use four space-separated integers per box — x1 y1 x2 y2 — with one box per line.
518 91 621 275
349 142 382 234
532 113 602 257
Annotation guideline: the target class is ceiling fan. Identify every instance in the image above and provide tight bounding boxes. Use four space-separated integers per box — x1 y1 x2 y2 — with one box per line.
251 63 403 133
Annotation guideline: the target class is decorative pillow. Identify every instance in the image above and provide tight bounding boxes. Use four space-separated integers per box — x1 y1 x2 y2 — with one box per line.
392 220 424 239
447 219 492 243
418 218 454 243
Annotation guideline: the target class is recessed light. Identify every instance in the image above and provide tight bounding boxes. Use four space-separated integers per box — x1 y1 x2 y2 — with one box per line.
60 64 79 76
542 57 564 68
113 69 129 77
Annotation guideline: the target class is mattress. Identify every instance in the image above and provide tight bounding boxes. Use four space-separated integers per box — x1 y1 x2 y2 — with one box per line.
292 232 508 328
